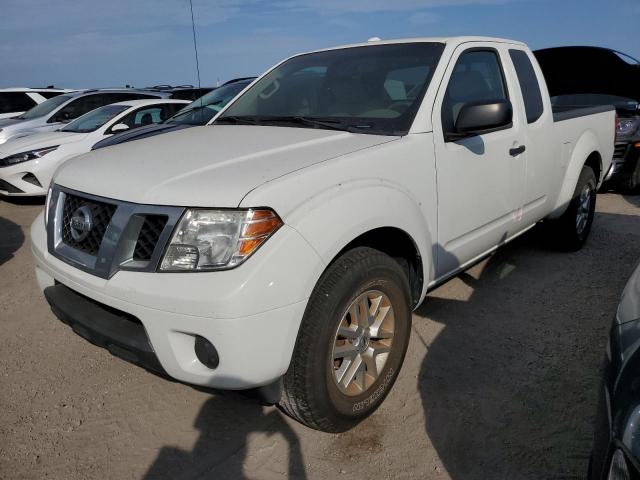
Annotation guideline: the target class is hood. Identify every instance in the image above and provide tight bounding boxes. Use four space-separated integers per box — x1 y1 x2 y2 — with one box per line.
535 47 640 106
0 117 23 128
0 131 87 157
0 117 42 139
0 118 24 128
91 123 187 151
54 125 398 207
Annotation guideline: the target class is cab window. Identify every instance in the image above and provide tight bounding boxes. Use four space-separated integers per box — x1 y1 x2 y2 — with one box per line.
509 49 544 123
441 49 509 135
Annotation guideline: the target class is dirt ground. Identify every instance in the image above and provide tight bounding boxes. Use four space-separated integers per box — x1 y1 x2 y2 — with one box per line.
1 193 639 480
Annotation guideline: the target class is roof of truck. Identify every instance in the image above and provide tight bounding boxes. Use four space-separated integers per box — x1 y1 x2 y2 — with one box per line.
314 36 525 52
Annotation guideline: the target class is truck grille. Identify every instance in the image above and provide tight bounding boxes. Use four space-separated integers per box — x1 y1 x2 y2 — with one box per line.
614 141 628 160
133 215 168 261
61 193 117 255
48 186 184 279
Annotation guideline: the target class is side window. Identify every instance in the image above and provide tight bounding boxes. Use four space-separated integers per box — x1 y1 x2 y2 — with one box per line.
509 49 544 123
115 106 166 130
441 49 508 135
51 94 106 122
0 92 37 113
52 93 138 122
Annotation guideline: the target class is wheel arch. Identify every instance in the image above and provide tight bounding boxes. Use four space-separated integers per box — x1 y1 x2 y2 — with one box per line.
284 181 434 307
336 227 424 308
547 129 603 220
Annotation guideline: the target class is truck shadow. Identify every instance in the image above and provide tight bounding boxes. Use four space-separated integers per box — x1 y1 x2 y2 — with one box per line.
0 217 24 266
416 215 640 479
622 193 640 208
143 393 307 479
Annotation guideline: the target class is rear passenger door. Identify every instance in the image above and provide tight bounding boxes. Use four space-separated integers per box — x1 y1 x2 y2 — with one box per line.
432 44 526 277
506 48 557 225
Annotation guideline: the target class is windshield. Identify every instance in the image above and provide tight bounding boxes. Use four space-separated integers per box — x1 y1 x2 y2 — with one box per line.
167 82 249 125
217 43 445 135
551 94 639 111
61 104 130 133
17 94 73 120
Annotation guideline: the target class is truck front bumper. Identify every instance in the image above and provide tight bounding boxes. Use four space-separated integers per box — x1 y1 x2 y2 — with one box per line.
31 211 324 389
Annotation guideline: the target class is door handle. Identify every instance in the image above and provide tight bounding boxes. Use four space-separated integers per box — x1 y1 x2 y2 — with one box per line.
509 145 526 156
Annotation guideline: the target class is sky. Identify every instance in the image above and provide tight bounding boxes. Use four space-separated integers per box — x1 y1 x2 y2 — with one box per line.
1 0 639 89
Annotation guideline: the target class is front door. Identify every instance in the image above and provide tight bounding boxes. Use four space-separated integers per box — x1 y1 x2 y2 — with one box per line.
432 44 526 277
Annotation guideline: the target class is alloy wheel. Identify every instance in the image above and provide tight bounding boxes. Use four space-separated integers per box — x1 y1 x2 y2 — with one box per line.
331 290 395 396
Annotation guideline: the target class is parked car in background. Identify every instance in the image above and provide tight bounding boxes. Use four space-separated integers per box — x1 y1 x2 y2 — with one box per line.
0 89 173 146
92 77 255 150
0 99 188 196
535 46 640 192
144 84 213 101
32 37 614 432
0 87 72 120
590 260 640 480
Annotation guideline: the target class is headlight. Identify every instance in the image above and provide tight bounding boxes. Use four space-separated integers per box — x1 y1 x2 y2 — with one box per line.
159 208 283 271
617 118 640 137
1 145 58 166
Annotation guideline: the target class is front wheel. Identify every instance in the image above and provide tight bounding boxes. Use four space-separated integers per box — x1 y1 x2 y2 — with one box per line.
279 247 412 432
546 165 597 251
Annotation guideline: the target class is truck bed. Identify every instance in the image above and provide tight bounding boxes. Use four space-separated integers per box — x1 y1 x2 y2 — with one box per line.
552 104 615 122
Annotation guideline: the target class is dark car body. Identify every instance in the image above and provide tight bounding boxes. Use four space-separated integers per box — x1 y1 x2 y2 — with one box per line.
534 46 640 191
590 263 640 479
92 78 254 151
144 85 214 101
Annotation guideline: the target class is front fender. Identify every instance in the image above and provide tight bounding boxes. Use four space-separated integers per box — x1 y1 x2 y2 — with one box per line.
283 179 434 302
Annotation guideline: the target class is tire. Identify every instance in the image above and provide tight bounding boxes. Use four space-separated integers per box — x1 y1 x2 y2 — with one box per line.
546 165 597 251
279 247 412 432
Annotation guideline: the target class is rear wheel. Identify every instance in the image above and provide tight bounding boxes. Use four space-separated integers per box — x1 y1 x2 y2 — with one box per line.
279 247 412 432
546 165 597 251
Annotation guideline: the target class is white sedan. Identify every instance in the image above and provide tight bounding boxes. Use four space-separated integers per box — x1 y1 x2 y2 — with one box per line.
0 99 188 196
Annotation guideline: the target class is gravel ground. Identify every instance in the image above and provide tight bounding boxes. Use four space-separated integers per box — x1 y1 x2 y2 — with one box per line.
1 193 639 480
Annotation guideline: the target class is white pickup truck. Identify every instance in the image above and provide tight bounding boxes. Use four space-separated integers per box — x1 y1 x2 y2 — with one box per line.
31 36 615 432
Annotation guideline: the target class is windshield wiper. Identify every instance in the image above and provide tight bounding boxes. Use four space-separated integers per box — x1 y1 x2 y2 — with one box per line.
287 116 362 132
217 115 372 133
215 115 262 125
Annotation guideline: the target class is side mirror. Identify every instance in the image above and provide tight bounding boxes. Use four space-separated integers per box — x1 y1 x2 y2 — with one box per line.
110 123 130 133
451 99 512 139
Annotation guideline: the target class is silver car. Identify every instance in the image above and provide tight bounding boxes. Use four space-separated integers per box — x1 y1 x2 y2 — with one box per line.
0 89 170 145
